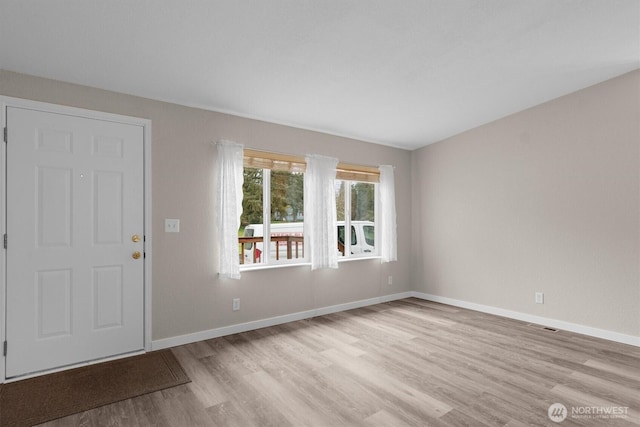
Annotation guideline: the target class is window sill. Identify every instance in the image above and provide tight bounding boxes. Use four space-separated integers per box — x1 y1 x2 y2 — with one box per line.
338 255 381 263
239 255 381 272
240 262 311 272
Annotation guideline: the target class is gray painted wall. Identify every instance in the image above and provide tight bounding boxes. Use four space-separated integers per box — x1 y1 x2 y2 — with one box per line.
1 68 638 342
0 69 412 341
411 70 639 336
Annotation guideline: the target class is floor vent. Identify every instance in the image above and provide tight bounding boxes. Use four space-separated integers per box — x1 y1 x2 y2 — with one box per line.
527 324 559 332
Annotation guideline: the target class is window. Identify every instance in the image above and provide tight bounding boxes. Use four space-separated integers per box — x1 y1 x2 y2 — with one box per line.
240 150 305 266
335 179 378 258
238 148 380 267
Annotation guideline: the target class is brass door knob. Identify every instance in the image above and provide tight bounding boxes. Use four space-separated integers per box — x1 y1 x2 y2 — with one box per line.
132 251 141 260
132 234 141 243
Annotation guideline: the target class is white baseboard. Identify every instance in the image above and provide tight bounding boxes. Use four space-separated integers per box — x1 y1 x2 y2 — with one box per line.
152 291 413 351
411 292 640 348
153 290 639 350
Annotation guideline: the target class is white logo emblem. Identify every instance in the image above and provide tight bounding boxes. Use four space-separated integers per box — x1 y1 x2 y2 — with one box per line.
548 403 568 423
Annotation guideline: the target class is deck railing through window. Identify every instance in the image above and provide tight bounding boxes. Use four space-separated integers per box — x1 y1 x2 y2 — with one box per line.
238 235 304 264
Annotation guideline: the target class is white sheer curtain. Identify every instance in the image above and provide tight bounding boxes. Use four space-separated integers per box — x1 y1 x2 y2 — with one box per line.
216 140 244 279
378 165 397 262
304 154 339 270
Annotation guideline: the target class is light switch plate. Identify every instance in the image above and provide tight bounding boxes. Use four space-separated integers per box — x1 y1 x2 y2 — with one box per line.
165 218 180 233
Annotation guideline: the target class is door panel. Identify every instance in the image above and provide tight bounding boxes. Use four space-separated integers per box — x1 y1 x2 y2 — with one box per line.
93 265 124 329
94 170 124 244
5 106 145 378
36 269 72 338
38 166 72 247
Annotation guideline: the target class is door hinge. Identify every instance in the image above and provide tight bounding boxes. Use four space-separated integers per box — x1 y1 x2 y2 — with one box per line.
3 127 6 143
3 341 6 357
3 233 6 249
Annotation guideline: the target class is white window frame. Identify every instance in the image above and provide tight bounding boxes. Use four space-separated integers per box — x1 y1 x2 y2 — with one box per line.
240 166 308 269
336 179 380 261
240 149 381 270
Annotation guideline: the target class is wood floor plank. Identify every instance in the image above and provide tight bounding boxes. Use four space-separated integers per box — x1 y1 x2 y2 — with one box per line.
279 320 366 357
148 384 215 427
31 298 640 426
568 371 640 407
128 393 172 426
583 359 640 383
551 385 640 425
170 345 228 408
206 400 261 427
356 337 551 426
242 369 340 426
320 347 453 420
364 409 416 427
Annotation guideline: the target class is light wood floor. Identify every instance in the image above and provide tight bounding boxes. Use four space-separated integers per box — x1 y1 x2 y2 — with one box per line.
41 298 639 426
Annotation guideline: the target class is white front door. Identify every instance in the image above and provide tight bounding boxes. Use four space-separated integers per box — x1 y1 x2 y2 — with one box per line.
5 106 145 378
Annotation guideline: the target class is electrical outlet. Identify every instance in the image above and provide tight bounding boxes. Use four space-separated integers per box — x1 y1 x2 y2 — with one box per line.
165 218 180 233
388 275 393 285
535 292 544 304
232 298 240 311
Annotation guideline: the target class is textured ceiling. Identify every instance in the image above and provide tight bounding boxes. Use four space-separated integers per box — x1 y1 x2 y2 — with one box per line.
1 1 638 150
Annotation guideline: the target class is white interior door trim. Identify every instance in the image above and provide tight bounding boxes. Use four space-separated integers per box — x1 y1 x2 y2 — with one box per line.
0 96 152 382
